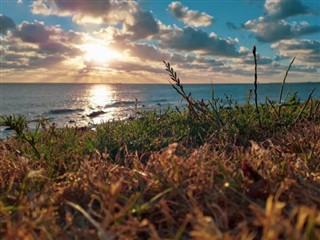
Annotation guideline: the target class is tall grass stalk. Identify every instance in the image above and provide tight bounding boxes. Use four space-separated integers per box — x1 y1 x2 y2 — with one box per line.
279 57 295 105
293 87 316 124
252 45 262 128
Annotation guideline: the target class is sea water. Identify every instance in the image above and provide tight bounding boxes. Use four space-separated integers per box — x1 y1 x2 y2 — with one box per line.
1 83 319 137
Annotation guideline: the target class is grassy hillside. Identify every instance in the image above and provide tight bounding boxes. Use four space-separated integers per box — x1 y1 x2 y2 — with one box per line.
1 60 319 239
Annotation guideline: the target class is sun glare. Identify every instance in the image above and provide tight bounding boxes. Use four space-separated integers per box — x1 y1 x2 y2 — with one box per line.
82 43 119 66
89 84 114 107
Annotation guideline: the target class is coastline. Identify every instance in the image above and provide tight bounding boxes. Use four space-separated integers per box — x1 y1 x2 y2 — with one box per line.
1 98 319 238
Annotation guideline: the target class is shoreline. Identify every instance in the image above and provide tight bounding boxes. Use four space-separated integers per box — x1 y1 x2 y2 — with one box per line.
1 95 319 238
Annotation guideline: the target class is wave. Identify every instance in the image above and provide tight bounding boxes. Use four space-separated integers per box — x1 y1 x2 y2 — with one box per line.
105 101 136 108
88 110 106 118
105 99 168 108
48 108 84 115
150 98 167 103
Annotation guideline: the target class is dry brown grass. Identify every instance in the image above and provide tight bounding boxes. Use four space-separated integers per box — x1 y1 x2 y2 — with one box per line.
1 118 319 239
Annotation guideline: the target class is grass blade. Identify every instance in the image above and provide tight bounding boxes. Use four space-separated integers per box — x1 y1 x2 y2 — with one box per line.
252 45 262 128
66 201 112 240
293 87 316 124
279 57 295 105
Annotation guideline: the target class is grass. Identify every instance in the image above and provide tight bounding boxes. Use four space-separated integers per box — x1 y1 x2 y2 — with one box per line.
1 48 320 239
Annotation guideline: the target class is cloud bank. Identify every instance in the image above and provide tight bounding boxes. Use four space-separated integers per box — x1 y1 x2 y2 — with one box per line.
244 0 320 42
160 26 246 57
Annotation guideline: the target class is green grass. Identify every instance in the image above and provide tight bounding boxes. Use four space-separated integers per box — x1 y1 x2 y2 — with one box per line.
1 95 319 239
1 51 320 239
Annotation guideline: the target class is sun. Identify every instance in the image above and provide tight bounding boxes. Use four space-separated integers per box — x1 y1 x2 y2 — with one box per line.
82 43 119 66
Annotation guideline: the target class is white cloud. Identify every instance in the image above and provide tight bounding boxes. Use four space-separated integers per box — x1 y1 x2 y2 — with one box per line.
168 2 213 27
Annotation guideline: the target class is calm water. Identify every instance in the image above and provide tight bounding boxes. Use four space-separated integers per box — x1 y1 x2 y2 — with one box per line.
1 83 319 137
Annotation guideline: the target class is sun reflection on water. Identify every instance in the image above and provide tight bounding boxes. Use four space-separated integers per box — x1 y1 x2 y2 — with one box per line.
87 84 127 123
89 84 114 108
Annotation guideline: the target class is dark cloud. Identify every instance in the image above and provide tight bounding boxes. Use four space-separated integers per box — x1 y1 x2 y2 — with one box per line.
125 43 164 62
170 53 195 63
1 51 25 62
0 14 16 34
29 55 67 68
1 21 86 71
195 57 224 66
32 0 159 40
8 43 38 52
111 61 163 74
244 19 320 42
306 55 320 63
0 48 34 70
168 2 213 27
160 26 244 57
123 42 194 64
271 39 320 64
62 31 84 44
276 39 320 53
226 22 238 30
290 65 318 73
0 44 68 70
176 62 211 71
272 39 320 53
242 55 273 65
51 0 111 15
0 61 28 69
39 41 81 56
273 54 290 62
124 10 159 40
32 0 119 24
78 59 164 75
264 0 309 20
0 46 5 55
14 21 50 43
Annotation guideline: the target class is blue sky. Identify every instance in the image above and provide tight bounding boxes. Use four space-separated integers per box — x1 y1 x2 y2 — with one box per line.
1 0 319 83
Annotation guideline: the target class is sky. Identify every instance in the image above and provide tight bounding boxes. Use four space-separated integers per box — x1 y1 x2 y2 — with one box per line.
0 0 319 83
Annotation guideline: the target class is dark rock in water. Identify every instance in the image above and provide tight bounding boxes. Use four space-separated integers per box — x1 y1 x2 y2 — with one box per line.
5 127 13 131
69 120 76 123
88 111 105 118
77 126 89 132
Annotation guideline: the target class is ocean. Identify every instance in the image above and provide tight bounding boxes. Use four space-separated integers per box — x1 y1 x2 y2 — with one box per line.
1 83 319 138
